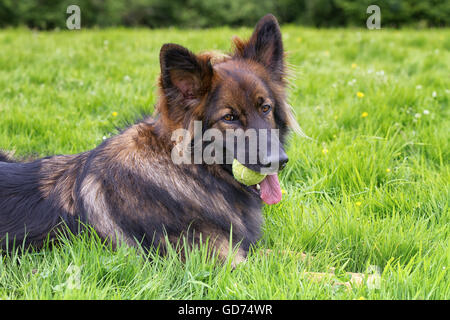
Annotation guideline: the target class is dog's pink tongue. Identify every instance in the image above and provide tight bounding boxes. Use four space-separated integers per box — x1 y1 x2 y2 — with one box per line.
259 174 282 205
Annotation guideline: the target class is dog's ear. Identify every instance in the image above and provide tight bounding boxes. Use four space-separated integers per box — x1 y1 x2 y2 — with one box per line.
160 43 213 107
234 14 284 81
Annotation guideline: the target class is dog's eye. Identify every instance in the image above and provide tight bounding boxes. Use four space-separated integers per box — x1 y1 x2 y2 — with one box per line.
223 114 236 122
261 104 271 114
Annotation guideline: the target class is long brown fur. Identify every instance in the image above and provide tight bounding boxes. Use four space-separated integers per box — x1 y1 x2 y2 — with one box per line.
0 15 298 265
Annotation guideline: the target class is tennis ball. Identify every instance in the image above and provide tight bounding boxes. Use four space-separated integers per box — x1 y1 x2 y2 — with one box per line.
232 159 266 186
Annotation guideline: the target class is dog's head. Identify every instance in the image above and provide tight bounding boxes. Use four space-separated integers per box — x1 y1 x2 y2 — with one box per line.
157 14 299 204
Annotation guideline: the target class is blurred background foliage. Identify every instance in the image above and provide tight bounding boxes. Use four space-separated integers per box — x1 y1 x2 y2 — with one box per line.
0 0 448 29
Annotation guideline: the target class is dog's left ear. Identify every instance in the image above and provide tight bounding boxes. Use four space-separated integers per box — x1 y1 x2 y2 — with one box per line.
234 14 284 82
160 43 213 107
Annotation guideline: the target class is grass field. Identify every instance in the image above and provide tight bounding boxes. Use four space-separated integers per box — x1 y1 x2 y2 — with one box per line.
0 26 449 300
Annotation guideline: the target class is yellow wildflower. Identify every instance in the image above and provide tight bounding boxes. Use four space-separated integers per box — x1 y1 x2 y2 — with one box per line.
351 63 357 69
322 148 328 155
355 201 362 207
386 168 391 173
361 112 369 118
112 111 118 117
357 92 365 98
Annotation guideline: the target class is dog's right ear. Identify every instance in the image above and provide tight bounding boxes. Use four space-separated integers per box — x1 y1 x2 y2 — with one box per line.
233 14 284 83
160 44 213 108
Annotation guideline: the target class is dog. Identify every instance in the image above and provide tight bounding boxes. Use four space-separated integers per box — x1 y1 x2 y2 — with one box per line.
0 14 300 265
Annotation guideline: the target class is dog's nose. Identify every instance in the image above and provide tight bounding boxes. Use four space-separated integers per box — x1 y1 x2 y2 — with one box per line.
279 153 289 170
277 152 289 170
262 150 289 171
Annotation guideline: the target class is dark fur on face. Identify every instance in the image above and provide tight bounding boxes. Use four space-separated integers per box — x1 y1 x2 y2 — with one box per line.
0 14 298 264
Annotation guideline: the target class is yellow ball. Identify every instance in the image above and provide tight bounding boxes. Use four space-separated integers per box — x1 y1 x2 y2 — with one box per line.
232 159 266 186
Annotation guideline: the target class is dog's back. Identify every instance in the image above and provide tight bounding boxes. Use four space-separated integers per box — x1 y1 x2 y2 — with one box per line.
0 152 14 163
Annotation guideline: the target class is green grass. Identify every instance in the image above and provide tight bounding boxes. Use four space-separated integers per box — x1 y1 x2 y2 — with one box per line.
0 26 449 300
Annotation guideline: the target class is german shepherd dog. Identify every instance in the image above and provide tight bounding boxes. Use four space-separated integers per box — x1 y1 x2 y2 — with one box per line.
0 15 300 265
